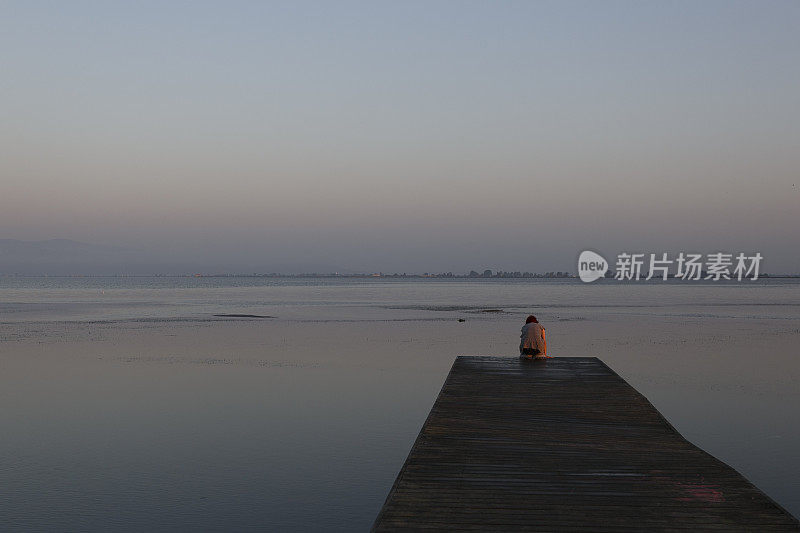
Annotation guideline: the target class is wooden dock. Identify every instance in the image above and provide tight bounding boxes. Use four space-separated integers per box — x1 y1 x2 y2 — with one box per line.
373 357 799 531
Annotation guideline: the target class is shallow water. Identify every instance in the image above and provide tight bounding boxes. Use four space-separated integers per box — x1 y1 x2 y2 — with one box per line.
1 277 798 530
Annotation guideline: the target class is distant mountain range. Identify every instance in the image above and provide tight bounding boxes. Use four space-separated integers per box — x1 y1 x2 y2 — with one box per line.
0 238 127 256
0 239 347 275
0 239 140 275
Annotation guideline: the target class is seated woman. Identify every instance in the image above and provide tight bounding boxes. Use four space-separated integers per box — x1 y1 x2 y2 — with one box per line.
520 315 547 359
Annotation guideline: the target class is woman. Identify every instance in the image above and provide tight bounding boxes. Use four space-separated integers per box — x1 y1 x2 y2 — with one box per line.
520 315 547 359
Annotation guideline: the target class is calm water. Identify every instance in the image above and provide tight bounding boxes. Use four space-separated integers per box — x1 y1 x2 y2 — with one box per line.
1 277 799 530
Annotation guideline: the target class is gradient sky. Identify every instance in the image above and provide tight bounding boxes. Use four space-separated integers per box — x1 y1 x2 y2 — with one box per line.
2 1 799 273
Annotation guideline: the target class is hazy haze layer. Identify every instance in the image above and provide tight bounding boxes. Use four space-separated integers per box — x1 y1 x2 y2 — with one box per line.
2 1 799 273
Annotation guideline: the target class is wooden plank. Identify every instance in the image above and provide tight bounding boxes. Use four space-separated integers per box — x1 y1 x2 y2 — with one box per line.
372 357 799 531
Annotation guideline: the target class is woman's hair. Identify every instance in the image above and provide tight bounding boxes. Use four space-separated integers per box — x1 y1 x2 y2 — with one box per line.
525 315 538 324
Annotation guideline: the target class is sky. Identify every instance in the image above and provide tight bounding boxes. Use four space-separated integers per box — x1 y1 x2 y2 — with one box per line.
1 1 799 274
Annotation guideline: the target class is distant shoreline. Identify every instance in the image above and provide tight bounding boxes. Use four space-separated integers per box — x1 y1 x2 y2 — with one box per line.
1 273 799 279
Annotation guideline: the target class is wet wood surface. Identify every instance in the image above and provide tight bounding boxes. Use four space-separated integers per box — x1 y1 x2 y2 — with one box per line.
372 356 799 531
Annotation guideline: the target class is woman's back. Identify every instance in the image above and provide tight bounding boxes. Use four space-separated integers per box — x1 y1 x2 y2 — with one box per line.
520 317 546 358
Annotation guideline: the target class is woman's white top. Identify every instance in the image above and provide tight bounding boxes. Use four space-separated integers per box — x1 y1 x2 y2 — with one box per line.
520 322 546 355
